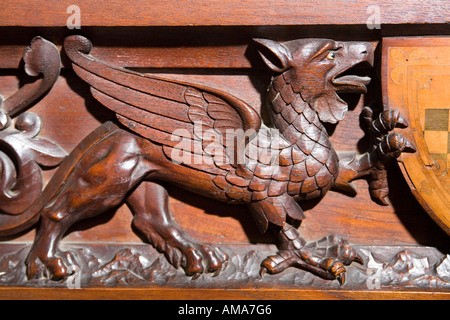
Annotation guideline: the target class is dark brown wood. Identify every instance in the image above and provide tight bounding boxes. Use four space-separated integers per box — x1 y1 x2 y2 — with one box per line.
2 242 450 292
0 37 66 236
0 0 449 301
1 23 447 70
1 0 448 27
14 35 416 286
1 287 450 300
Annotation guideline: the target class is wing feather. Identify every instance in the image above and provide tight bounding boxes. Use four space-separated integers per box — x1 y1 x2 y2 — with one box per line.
115 114 180 147
74 65 191 123
92 88 193 137
64 35 261 176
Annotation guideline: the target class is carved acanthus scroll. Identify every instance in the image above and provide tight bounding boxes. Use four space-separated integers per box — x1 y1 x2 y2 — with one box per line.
0 37 67 236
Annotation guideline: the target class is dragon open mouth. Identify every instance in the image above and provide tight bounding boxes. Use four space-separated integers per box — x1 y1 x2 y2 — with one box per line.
332 61 372 94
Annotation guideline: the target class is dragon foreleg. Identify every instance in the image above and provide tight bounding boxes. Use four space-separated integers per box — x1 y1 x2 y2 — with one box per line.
334 107 416 205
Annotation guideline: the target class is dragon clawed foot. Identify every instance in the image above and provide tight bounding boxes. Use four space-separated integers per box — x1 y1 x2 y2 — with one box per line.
376 131 416 162
260 235 363 285
180 244 229 279
361 106 416 205
370 107 416 162
26 249 78 281
362 106 416 161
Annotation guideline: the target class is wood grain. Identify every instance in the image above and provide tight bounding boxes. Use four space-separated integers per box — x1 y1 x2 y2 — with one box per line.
1 287 449 300
1 23 446 70
0 2 449 297
0 30 377 70
1 0 449 27
381 37 450 236
2 69 448 248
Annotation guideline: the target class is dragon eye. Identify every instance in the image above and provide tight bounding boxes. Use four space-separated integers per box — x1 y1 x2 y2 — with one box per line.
326 51 336 60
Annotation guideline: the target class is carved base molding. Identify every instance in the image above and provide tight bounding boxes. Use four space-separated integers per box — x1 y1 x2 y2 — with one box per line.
1 242 449 299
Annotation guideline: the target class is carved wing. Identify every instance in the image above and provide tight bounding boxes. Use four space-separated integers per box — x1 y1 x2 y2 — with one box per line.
64 35 261 176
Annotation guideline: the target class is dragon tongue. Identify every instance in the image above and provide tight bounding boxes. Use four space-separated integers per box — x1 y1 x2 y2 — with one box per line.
333 75 371 86
333 75 371 93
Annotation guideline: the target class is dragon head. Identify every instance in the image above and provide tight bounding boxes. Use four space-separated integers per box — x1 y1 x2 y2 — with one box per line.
255 38 374 124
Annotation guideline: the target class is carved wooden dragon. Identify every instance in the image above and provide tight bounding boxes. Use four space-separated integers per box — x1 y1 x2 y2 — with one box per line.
22 36 415 284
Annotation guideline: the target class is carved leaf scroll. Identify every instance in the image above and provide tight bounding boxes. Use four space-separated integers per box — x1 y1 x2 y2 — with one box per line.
0 112 67 214
0 37 66 236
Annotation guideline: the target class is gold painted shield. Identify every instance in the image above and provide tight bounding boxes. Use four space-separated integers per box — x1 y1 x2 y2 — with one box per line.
382 37 450 235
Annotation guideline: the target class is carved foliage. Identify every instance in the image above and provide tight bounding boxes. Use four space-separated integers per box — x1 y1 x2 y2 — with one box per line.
0 37 66 235
1 244 449 290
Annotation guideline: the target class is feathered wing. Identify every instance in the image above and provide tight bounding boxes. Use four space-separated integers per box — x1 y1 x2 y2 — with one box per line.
64 36 261 176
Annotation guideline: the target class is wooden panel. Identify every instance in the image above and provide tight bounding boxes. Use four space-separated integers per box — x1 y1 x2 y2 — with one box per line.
0 26 381 70
3 69 448 247
1 24 447 70
1 287 449 300
0 2 449 298
1 0 448 27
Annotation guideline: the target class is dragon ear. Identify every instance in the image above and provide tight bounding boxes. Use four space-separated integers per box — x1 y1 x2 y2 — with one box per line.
253 38 292 73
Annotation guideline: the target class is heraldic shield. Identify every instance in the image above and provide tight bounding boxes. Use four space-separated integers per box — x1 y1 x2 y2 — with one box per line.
382 37 450 235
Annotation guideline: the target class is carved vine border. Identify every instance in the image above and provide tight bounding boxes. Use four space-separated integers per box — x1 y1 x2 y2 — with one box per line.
0 243 449 290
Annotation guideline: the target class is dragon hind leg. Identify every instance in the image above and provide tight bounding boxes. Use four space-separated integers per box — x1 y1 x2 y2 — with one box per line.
128 181 228 279
25 127 157 280
260 224 363 285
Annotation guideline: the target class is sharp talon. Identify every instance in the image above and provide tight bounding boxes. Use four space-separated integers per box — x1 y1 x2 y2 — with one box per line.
191 272 201 280
377 195 390 206
404 139 417 153
212 269 220 277
337 272 346 286
259 267 267 278
395 114 409 128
